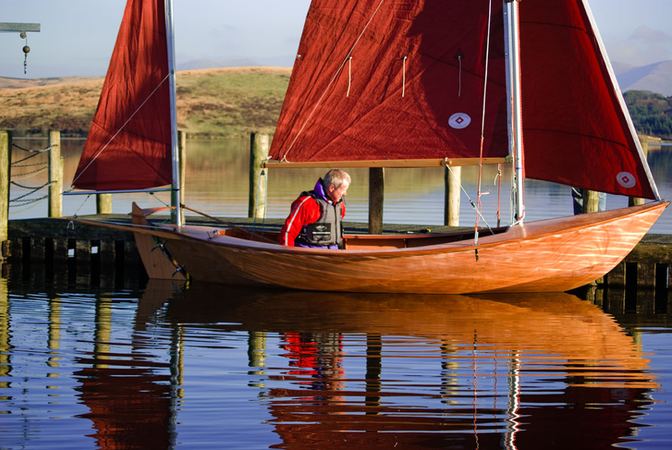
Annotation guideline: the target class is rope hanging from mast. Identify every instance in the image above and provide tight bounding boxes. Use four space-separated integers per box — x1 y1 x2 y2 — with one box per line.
473 0 494 260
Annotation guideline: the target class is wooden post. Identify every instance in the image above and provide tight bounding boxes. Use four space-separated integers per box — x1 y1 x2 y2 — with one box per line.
170 130 187 224
248 132 269 220
368 167 384 234
47 130 63 218
0 131 10 254
444 166 461 226
582 189 600 213
96 194 112 214
629 136 650 207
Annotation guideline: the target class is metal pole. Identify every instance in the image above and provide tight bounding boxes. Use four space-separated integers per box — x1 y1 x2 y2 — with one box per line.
165 0 182 226
503 0 525 223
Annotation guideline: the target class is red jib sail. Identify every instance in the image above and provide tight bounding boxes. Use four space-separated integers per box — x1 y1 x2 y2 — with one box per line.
520 0 657 199
268 0 510 164
72 0 172 191
270 0 658 200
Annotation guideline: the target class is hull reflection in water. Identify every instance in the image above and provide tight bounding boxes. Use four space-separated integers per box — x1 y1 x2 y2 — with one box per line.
162 283 654 449
2 277 655 448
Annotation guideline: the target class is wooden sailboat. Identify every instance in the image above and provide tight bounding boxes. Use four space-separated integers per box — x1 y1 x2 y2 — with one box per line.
73 0 668 294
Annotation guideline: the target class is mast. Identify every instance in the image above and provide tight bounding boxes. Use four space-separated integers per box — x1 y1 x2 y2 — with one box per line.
165 0 182 226
503 0 525 223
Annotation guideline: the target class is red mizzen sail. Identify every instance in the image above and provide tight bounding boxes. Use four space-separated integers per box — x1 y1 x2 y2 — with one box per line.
73 0 172 191
520 0 657 199
268 0 510 164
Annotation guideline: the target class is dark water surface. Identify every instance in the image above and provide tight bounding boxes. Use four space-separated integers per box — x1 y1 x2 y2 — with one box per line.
2 268 672 449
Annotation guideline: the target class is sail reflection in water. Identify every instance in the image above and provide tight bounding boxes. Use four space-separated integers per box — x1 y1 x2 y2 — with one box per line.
0 279 658 448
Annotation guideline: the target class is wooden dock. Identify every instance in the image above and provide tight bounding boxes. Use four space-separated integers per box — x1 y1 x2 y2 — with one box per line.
6 214 671 294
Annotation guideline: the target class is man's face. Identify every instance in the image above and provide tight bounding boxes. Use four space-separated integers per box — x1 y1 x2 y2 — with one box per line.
327 182 349 203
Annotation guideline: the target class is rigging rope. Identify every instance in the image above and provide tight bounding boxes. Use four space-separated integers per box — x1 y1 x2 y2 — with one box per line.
445 163 494 234
473 0 494 260
346 56 352 97
402 55 407 98
11 142 52 153
9 181 54 203
281 0 386 161
10 180 53 190
12 165 48 178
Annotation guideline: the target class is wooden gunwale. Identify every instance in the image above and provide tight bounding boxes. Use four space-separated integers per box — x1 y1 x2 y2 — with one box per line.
77 201 669 260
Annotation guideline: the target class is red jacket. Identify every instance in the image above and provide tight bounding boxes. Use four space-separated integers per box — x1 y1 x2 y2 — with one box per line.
279 182 346 247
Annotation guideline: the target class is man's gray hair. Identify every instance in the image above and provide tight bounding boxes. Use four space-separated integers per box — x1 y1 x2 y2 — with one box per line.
324 169 351 189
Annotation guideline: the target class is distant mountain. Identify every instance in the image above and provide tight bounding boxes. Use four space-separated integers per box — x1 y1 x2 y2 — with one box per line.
615 60 672 96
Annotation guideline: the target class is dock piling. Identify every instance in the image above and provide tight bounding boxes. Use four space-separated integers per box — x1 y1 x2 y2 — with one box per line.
48 130 63 218
368 168 384 234
248 132 269 220
0 131 10 258
444 166 461 226
629 136 650 207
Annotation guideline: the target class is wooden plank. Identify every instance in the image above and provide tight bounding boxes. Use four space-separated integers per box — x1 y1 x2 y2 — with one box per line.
31 237 45 262
0 23 41 32
264 157 507 169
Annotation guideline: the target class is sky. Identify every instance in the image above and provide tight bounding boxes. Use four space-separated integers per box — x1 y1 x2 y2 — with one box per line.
1 0 671 79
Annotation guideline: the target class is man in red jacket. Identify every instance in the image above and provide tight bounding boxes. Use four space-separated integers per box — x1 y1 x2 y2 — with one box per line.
279 169 350 248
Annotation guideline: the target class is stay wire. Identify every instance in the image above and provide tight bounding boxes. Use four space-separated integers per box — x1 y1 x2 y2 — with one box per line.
473 0 494 260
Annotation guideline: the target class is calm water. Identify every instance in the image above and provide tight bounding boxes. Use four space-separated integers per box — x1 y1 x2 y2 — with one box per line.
3 137 672 448
8 137 672 233
1 270 672 449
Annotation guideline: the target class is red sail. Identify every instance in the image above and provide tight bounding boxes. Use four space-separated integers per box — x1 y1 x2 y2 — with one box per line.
271 0 658 199
73 0 172 191
520 0 657 199
268 0 510 164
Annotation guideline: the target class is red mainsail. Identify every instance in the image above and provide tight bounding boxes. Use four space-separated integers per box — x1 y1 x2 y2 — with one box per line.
268 0 510 164
72 0 172 191
270 0 658 199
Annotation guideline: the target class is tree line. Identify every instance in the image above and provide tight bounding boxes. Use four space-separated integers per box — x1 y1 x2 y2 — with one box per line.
625 90 672 139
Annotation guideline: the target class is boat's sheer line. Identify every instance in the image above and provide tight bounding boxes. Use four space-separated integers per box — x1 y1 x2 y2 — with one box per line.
70 74 170 188
281 0 387 161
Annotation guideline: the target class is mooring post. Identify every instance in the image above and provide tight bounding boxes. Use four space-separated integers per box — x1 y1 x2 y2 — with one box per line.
48 130 63 218
582 189 601 213
629 136 650 207
0 131 10 258
444 166 461 226
248 132 269 220
96 194 112 214
369 168 384 234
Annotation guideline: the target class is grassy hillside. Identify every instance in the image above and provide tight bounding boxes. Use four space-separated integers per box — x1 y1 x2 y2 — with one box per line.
2 69 670 140
0 67 290 137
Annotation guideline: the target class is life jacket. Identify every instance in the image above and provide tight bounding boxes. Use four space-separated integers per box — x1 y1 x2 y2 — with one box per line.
296 190 344 248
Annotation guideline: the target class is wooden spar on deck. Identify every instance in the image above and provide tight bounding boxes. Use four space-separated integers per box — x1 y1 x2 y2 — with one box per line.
263 157 507 169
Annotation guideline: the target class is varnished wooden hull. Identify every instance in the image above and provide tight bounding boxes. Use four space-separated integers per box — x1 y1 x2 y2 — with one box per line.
86 202 669 294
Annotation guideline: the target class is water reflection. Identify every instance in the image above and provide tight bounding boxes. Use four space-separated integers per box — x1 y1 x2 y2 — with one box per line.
167 285 655 449
0 277 660 449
